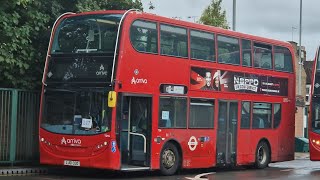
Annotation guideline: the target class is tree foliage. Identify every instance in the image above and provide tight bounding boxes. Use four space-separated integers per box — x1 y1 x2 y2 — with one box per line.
0 0 143 89
199 0 229 29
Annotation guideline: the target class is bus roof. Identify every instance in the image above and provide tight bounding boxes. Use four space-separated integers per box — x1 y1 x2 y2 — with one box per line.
129 11 291 48
69 10 292 48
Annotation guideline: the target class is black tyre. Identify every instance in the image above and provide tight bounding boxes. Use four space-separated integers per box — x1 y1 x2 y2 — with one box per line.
160 143 180 175
254 141 270 169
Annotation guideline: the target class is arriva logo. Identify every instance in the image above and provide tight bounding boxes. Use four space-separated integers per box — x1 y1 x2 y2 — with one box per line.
96 64 108 76
131 77 148 85
61 137 67 145
61 137 82 145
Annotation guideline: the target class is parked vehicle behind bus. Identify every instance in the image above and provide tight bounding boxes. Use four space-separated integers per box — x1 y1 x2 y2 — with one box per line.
309 46 320 160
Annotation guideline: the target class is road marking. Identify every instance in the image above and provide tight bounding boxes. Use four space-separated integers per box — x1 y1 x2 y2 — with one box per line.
280 169 293 172
185 172 216 180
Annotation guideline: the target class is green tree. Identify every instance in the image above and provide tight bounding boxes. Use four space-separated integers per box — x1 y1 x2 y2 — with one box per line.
75 0 143 12
0 0 143 89
0 0 50 89
199 0 229 29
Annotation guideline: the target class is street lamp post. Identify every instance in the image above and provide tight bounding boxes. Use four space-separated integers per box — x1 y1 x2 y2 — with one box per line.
232 0 236 31
298 0 303 96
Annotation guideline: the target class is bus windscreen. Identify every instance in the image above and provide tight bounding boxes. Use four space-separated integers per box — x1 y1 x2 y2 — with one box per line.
41 88 112 135
51 14 122 54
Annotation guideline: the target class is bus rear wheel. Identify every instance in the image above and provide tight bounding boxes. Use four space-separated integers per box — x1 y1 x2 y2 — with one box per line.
254 141 270 169
160 143 180 175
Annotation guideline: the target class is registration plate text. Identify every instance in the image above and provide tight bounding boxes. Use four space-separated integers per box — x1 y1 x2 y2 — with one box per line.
64 160 80 167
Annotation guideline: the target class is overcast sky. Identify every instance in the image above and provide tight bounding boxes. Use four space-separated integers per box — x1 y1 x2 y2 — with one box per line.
141 0 319 60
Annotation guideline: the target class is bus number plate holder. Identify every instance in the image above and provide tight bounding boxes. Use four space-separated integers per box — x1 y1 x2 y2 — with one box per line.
64 160 80 167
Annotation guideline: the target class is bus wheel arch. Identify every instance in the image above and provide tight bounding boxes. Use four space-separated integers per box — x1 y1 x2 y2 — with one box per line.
254 138 271 169
159 140 182 175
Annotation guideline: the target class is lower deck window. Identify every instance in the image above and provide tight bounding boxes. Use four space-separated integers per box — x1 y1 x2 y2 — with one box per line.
252 103 272 129
159 96 187 128
273 104 281 128
241 101 251 128
189 99 214 128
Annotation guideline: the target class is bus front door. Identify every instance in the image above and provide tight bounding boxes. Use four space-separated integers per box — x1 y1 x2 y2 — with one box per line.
216 101 238 166
119 96 151 169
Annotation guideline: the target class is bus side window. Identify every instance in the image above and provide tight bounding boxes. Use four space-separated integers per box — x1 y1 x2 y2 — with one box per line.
241 101 251 128
253 43 272 70
217 35 240 65
190 30 215 61
274 46 293 72
273 104 281 128
189 98 214 128
130 20 158 54
242 39 252 67
160 24 188 58
252 102 272 129
158 96 187 128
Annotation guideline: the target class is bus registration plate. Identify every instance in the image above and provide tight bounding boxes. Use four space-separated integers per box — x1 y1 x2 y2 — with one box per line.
64 160 80 167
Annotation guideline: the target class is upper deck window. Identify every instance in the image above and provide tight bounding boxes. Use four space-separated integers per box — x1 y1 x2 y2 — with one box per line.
51 14 122 54
130 20 158 53
242 39 252 67
217 35 240 65
274 46 293 72
160 24 188 58
253 43 272 69
190 30 215 61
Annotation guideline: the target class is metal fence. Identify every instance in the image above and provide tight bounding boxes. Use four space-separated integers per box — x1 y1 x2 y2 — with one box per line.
0 88 40 164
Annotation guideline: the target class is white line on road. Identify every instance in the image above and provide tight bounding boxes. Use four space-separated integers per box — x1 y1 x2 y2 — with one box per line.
185 172 216 180
280 169 294 172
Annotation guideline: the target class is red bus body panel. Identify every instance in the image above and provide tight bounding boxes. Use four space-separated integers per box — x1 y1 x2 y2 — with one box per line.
40 129 121 170
39 10 296 171
309 47 320 161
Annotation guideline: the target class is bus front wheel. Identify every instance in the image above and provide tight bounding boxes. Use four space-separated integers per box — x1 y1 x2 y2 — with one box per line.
160 142 180 175
255 141 270 169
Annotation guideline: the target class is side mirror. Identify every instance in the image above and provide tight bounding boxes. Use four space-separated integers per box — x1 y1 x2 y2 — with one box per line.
108 91 117 108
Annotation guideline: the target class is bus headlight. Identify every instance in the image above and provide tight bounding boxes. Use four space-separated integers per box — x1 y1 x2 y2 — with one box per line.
40 137 52 146
94 141 108 152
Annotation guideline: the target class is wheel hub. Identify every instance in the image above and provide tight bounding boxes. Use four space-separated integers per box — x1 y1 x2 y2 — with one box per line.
162 149 176 169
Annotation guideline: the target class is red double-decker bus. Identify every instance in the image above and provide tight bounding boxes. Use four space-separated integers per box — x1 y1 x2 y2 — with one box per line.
39 10 296 175
309 46 320 160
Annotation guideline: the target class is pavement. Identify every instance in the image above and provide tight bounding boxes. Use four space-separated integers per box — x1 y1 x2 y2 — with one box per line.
294 152 310 160
0 166 48 175
0 153 310 175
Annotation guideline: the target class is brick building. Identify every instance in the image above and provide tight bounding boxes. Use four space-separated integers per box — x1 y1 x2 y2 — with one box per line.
304 60 315 138
289 41 307 137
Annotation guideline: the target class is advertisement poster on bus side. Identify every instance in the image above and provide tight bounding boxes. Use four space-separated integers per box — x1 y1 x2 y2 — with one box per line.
190 67 288 96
